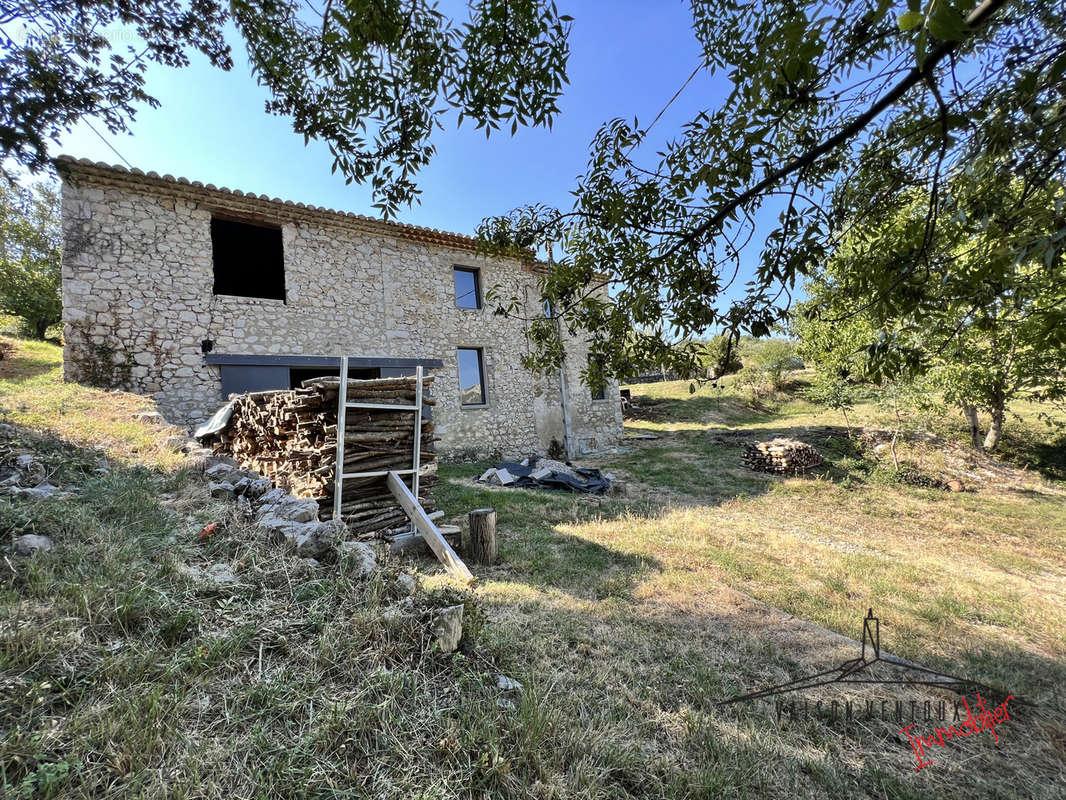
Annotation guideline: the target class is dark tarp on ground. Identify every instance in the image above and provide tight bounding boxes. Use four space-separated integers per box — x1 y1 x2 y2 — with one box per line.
486 460 611 494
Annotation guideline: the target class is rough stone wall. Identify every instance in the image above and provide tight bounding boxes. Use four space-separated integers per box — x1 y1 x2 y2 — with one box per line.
60 165 621 459
559 330 626 455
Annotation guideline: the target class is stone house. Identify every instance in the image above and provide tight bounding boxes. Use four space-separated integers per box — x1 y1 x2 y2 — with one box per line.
56 157 622 459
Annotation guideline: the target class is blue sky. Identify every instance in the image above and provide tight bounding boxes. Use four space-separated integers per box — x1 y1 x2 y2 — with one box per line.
58 1 729 240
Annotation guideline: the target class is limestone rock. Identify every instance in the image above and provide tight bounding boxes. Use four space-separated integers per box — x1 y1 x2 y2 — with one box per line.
181 562 237 586
258 514 305 540
395 572 419 596
203 455 239 473
432 604 464 653
271 519 342 559
338 539 377 577
243 477 273 499
204 563 237 585
10 483 59 499
208 481 235 500
205 463 242 484
13 534 55 555
256 493 319 523
496 675 523 692
14 455 45 484
255 487 287 507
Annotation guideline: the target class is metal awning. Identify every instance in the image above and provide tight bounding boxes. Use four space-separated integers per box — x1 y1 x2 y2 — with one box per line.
204 354 444 368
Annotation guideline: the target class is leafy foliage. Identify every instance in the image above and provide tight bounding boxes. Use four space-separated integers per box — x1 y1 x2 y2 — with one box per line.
0 178 62 339
0 0 571 216
0 1 232 176
732 337 799 401
745 339 798 387
477 0 1066 387
797 176 1066 450
697 332 743 378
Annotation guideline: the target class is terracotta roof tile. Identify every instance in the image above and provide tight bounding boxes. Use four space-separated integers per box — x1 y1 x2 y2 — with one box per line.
54 156 503 256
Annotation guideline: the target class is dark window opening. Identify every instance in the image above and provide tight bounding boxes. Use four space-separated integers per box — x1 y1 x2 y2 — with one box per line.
589 355 607 401
211 216 285 300
457 348 486 405
453 266 481 309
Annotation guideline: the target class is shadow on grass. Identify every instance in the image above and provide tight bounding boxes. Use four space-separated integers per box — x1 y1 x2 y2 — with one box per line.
0 347 60 381
437 463 661 600
998 431 1066 483
0 423 187 552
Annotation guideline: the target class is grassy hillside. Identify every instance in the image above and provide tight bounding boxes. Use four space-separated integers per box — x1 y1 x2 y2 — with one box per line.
3 338 1065 798
0 337 185 470
0 338 513 798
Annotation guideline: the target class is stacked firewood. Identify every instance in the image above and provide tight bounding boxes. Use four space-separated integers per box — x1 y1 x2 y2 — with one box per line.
211 375 437 537
741 438 823 474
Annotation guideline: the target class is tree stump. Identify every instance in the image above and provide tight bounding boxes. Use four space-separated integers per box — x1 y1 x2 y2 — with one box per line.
467 508 497 564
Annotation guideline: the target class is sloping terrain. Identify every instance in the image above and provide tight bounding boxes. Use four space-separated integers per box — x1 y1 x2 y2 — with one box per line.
0 338 517 798
3 340 1065 798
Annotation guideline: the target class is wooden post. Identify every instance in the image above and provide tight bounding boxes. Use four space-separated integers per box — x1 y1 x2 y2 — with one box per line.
467 508 497 564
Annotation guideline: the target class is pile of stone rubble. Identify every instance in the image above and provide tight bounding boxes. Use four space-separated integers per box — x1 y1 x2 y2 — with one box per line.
203 456 467 651
205 457 376 569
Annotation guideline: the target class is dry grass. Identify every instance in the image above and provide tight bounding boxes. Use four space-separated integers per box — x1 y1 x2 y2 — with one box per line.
0 339 532 798
0 337 187 470
434 376 1066 797
3 340 1065 797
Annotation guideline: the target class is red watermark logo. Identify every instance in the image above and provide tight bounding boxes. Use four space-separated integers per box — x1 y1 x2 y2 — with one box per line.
900 692 1015 770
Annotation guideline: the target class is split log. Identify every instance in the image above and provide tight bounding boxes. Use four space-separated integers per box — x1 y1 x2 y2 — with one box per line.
208 374 438 538
741 438 823 474
466 508 497 564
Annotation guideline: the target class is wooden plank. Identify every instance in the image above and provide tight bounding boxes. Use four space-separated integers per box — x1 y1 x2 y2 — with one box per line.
332 356 349 521
345 402 420 411
341 468 416 479
388 471 472 582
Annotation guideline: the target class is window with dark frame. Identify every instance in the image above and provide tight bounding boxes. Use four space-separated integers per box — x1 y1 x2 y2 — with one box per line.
589 354 607 401
211 216 285 300
457 347 486 405
453 266 482 309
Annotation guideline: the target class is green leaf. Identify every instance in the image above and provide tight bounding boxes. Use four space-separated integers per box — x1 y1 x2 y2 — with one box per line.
897 10 925 31
927 4 969 41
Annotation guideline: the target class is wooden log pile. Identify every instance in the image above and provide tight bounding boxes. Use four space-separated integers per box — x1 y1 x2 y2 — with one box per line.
211 375 437 538
741 438 823 474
